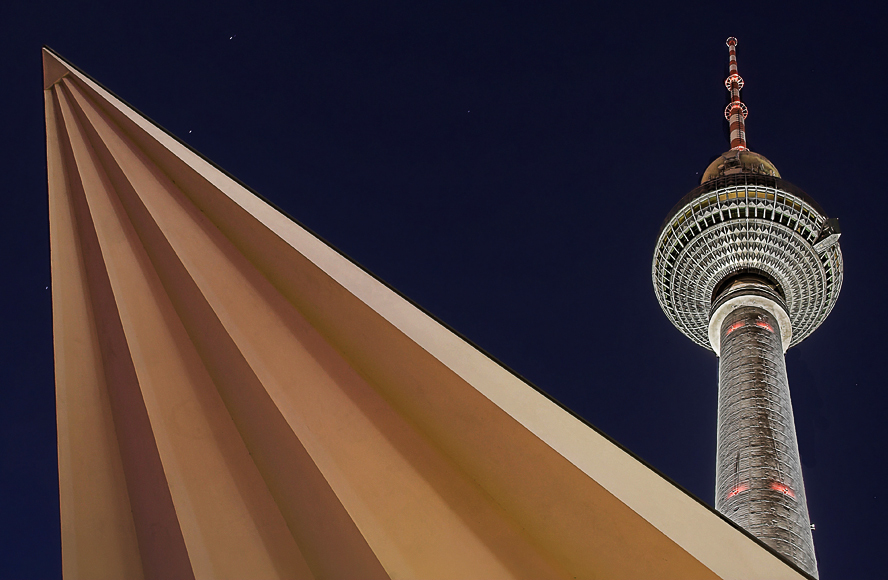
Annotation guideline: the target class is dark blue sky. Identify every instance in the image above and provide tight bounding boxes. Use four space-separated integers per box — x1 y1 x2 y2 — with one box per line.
4 1 886 577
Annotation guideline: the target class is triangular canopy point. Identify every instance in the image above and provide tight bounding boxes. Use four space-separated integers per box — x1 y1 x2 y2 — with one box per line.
43 47 71 89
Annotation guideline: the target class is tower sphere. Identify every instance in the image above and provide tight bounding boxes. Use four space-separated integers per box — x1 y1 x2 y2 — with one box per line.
652 171 843 352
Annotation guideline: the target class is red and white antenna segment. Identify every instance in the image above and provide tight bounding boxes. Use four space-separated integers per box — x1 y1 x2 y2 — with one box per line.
725 37 748 150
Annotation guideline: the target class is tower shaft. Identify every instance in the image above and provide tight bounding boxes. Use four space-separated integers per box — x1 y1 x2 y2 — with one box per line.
714 302 818 576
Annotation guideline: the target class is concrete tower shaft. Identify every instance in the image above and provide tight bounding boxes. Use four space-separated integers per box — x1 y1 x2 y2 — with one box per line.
713 282 817 577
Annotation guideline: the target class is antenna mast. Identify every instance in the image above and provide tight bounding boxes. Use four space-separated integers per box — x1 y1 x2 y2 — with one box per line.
725 37 748 150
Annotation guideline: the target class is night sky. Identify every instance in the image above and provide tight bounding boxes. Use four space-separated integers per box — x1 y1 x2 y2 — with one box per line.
4 1 886 578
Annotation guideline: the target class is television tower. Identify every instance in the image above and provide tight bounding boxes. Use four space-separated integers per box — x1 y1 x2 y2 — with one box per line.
652 38 843 578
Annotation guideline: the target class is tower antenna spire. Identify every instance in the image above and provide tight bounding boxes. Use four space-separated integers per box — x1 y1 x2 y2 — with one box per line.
725 37 748 150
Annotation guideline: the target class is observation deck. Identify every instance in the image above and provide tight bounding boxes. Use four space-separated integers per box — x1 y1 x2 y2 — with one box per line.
652 171 843 351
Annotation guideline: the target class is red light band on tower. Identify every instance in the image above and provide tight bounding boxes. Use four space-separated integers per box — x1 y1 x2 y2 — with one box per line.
725 37 748 150
770 482 796 498
755 320 774 333
727 483 748 498
725 321 745 337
